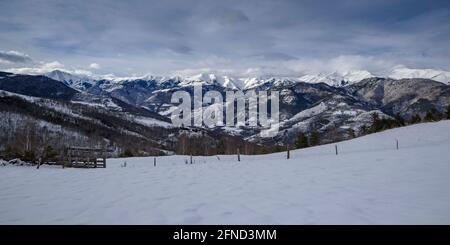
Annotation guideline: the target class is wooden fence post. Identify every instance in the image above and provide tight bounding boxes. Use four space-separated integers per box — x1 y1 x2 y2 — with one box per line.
190 155 193 164
154 157 156 167
286 144 290 159
335 145 338 155
103 149 106 168
396 139 399 150
68 149 71 169
237 148 240 162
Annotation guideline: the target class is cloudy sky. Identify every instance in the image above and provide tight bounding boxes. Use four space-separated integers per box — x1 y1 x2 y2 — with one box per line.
0 0 449 77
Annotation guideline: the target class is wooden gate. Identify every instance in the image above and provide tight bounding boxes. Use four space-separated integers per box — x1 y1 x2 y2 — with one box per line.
67 147 113 168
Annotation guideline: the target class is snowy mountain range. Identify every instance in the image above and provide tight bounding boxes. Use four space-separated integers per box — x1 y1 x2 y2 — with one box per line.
296 68 450 87
1 67 449 153
0 71 256 156
42 68 450 94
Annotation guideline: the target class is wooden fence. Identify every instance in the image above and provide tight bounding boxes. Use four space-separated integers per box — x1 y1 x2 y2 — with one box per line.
66 147 114 168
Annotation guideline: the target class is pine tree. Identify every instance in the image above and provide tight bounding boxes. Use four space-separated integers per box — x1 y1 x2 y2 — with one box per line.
395 113 405 126
120 149 134 157
359 125 367 136
410 114 422 124
447 105 450 119
294 131 309 149
309 129 320 146
424 110 435 122
43 145 58 163
370 112 382 133
4 145 21 160
347 128 355 139
22 150 36 162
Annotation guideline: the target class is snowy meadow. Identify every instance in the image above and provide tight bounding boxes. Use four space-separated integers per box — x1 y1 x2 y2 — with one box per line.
1 121 450 224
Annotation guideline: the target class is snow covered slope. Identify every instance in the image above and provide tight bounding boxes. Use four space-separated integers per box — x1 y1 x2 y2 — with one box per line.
299 70 374 86
46 70 96 91
389 68 450 85
1 120 450 224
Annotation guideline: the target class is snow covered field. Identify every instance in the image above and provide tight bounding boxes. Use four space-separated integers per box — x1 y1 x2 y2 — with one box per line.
1 121 450 224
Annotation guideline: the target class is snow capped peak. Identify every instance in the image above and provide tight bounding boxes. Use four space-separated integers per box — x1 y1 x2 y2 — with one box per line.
219 75 245 90
159 75 183 84
40 67 450 94
186 73 214 82
98 73 161 82
389 67 450 85
238 77 300 90
299 73 336 85
241 77 264 89
299 70 374 86
45 70 96 91
46 70 93 84
180 73 216 87
342 70 374 82
183 73 244 90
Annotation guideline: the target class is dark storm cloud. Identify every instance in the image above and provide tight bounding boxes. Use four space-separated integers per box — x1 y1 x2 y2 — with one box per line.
0 0 449 76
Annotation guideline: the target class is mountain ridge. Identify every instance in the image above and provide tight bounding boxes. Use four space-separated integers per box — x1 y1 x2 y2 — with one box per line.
1 70 449 151
37 67 450 93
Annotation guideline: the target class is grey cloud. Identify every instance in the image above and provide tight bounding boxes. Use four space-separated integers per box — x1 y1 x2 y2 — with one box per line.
0 50 32 63
215 8 250 25
169 45 193 54
1 0 449 76
250 52 297 61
